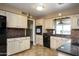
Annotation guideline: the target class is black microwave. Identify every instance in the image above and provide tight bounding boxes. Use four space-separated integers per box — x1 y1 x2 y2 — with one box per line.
36 26 42 35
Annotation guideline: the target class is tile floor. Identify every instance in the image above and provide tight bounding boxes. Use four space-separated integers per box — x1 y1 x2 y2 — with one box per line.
12 45 70 56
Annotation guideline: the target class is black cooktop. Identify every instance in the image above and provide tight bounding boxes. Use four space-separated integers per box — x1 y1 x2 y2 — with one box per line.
57 43 79 56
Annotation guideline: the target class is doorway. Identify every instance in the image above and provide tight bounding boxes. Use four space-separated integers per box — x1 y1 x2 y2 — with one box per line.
28 20 33 47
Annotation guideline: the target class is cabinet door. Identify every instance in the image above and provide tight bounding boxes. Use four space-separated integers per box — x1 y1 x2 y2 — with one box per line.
19 39 25 51
44 19 53 29
38 38 43 46
36 35 43 46
0 10 6 16
6 12 18 27
7 40 15 55
14 40 20 53
21 16 27 28
36 19 44 25
17 15 23 28
24 16 27 28
19 38 30 51
25 38 30 49
17 15 27 28
36 35 39 44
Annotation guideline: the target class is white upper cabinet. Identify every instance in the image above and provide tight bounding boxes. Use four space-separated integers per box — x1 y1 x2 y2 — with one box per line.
0 10 6 16
36 19 44 26
36 19 54 29
6 12 27 28
24 16 27 28
18 15 27 28
71 15 79 29
6 12 18 28
44 19 53 29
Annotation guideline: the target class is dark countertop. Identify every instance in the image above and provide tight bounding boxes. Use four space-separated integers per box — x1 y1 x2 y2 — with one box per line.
71 43 79 46
7 36 30 39
36 33 43 35
51 35 71 39
43 33 71 39
57 43 79 56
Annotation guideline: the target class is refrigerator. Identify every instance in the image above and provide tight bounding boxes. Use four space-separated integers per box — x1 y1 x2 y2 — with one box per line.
0 15 6 56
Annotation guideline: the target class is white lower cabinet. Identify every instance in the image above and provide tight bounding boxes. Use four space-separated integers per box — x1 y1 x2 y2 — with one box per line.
14 40 20 53
50 36 66 49
25 37 30 49
36 35 43 46
7 37 30 55
19 38 30 51
7 39 15 55
19 39 26 51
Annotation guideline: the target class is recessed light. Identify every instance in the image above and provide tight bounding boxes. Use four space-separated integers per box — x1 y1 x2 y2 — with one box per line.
58 13 62 16
36 5 44 11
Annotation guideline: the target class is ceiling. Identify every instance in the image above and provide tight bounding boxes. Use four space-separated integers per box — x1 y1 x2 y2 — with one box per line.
4 3 79 18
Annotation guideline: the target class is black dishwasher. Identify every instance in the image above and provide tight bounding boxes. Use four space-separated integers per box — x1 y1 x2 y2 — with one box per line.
43 33 50 48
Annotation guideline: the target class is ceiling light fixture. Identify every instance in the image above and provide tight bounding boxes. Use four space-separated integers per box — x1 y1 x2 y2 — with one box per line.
56 3 64 7
36 6 44 11
36 4 44 11
58 13 63 25
58 13 62 16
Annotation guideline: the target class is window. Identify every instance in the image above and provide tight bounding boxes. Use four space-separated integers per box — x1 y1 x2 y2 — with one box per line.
55 18 71 35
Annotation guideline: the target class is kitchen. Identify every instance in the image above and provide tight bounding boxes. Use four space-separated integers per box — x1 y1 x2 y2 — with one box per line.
0 3 79 56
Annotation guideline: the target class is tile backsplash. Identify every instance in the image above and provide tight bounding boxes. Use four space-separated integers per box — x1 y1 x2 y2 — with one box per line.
6 28 25 38
71 29 79 44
